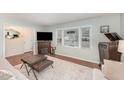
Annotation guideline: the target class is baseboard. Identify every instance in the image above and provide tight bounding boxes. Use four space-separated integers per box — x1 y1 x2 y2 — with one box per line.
5 52 24 58
55 52 99 64
24 51 33 54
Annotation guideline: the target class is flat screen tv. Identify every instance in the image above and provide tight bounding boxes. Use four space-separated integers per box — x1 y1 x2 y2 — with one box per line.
37 32 52 41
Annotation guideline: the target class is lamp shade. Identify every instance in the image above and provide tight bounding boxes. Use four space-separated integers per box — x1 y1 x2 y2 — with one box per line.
118 40 124 53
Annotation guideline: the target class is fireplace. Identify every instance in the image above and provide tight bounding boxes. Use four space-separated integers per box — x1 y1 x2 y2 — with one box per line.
40 48 49 54
38 41 51 54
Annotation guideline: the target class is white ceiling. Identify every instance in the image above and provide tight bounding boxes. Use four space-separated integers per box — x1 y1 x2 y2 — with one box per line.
0 13 112 26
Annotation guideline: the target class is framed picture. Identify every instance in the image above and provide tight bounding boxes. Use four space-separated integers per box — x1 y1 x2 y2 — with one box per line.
100 25 109 33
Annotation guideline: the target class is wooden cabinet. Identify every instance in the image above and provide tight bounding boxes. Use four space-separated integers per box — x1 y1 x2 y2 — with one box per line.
98 41 121 64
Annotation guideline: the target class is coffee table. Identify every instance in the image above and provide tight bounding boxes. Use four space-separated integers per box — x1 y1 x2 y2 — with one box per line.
21 55 53 80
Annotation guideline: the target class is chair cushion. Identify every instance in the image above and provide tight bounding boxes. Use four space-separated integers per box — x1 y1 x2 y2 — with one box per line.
21 55 47 65
103 59 124 80
0 70 15 80
32 60 53 72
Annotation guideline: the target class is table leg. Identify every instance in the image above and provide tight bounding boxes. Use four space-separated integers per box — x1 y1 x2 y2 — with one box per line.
51 64 54 68
20 63 24 69
32 69 38 80
24 63 30 76
28 68 32 74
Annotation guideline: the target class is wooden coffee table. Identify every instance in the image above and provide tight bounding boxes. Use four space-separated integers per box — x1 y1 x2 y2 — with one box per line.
20 55 53 80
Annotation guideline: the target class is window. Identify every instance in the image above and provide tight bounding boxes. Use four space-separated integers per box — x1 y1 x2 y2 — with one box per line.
56 29 62 45
64 28 79 47
80 26 91 48
56 26 91 48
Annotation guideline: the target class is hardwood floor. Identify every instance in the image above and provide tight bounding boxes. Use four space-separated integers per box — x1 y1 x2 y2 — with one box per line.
50 54 100 69
6 52 33 66
6 52 100 69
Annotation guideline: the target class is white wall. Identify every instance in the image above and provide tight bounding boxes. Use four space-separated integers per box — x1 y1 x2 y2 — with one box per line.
0 24 4 58
120 14 124 61
120 14 124 38
45 14 121 63
5 38 24 57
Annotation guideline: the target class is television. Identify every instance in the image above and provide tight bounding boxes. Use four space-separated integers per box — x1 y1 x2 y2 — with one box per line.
37 32 53 41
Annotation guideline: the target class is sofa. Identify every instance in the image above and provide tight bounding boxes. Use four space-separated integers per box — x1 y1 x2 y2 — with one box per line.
0 58 28 80
93 59 124 80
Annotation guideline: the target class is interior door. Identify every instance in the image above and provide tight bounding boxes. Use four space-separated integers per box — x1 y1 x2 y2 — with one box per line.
23 28 34 53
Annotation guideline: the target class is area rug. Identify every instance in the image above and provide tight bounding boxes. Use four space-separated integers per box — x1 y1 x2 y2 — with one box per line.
14 56 93 80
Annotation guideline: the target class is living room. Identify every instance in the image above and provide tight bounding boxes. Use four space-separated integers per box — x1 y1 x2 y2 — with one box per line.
1 1 124 93
0 13 124 80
